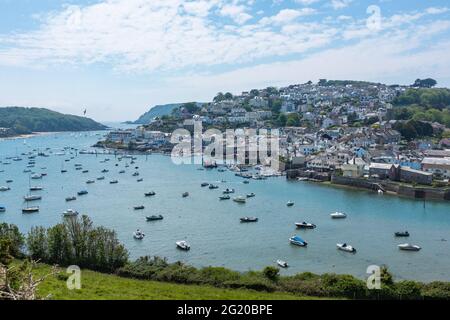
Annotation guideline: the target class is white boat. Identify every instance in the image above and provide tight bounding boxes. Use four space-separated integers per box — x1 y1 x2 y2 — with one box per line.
133 230 145 240
63 209 79 217
31 174 42 179
0 186 10 192
330 212 347 219
398 243 421 251
287 201 295 207
276 260 289 268
22 206 39 214
176 240 191 251
246 193 255 198
223 188 235 194
24 195 42 201
289 235 308 247
295 222 316 229
337 243 356 253
233 196 246 203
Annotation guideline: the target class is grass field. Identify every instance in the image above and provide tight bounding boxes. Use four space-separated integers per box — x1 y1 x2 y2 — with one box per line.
33 264 316 300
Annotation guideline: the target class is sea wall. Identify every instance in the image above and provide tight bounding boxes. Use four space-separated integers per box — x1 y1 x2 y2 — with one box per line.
330 175 450 201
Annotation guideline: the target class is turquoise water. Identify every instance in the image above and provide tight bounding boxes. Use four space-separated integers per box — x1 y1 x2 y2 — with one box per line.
1 131 450 282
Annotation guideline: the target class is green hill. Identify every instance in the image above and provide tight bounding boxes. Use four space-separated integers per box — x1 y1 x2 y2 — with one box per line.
133 102 204 124
0 107 107 136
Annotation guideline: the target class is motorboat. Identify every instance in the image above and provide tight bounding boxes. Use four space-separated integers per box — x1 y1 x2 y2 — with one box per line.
110 180 118 184
145 191 156 197
30 186 43 191
137 178 144 182
243 180 250 184
286 201 295 207
240 217 258 223
276 260 288 268
97 176 105 180
233 196 246 204
289 235 308 247
182 192 189 198
395 231 410 237
295 222 316 229
209 184 219 189
63 209 79 217
146 215 164 221
219 195 230 200
22 206 39 214
337 243 356 253
86 180 95 184
0 206 5 213
201 182 209 187
66 196 77 202
31 174 42 179
0 186 11 192
133 230 145 240
176 240 191 250
398 243 421 251
24 195 42 201
119 170 125 174
82 170 89 173
330 212 347 219
223 188 235 194
61 169 68 173
246 193 255 198
134 205 145 210
77 190 88 196
101 169 109 173
6 179 13 183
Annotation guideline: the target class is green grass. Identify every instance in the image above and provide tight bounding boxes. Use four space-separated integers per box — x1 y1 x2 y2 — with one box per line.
33 264 315 300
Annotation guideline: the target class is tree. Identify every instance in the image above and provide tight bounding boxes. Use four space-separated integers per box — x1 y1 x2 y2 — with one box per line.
277 113 287 126
224 92 233 100
250 89 259 97
213 92 225 102
412 78 437 88
286 113 301 126
263 266 280 281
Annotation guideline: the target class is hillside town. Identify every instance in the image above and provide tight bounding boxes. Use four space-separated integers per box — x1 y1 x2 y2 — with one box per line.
98 80 450 198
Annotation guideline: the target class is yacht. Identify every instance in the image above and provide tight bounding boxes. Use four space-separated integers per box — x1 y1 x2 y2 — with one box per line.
176 240 191 251
86 180 95 184
145 191 156 197
289 235 308 247
223 188 235 194
276 260 289 268
133 230 145 240
30 186 43 191
146 215 164 221
208 184 219 189
398 243 421 251
233 196 246 204
77 190 88 196
219 195 230 200
337 243 356 253
66 196 77 202
134 205 145 210
97 176 105 180
295 222 317 229
240 217 258 223
63 209 79 217
24 195 42 201
22 206 40 214
246 193 255 198
110 180 118 184
395 231 410 237
0 186 10 192
286 201 295 207
201 182 209 187
330 212 347 219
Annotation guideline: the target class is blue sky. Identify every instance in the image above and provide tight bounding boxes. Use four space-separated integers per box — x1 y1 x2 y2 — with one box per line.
0 0 450 121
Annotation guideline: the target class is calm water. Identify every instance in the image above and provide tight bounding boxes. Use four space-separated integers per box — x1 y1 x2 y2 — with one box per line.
1 131 450 282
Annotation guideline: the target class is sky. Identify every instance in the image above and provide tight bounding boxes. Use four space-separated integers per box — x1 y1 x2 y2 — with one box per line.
0 0 449 121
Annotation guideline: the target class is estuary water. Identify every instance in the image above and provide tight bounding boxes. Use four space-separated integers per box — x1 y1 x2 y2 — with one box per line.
1 131 450 282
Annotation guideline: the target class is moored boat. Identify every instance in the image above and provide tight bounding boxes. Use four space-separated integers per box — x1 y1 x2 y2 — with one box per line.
66 196 77 202
330 212 347 219
133 229 145 240
0 206 5 213
337 243 356 253
201 182 209 187
182 192 189 198
223 188 235 194
209 184 219 189
22 206 39 214
176 240 191 250
63 209 79 217
398 243 421 251
286 201 295 207
134 205 145 210
0 186 11 192
146 215 164 221
295 222 316 229
246 193 255 198
219 195 230 200
145 191 156 197
24 195 42 201
240 217 258 223
276 260 288 268
29 186 43 191
110 180 118 184
289 235 308 247
233 196 246 203
395 231 410 237
77 190 88 196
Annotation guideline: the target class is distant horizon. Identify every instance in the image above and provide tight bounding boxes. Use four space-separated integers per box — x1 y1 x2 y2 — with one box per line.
1 0 450 121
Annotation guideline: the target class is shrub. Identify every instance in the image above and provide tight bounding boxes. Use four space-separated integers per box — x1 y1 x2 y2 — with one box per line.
421 282 450 300
0 223 25 259
263 266 280 281
394 281 423 300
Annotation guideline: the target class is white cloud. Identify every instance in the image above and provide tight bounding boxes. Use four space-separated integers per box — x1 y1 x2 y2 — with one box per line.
259 8 316 25
295 0 320 5
330 0 352 10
